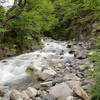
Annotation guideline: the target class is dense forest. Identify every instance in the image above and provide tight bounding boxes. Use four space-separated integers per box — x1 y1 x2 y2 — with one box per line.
0 0 100 100
0 0 100 52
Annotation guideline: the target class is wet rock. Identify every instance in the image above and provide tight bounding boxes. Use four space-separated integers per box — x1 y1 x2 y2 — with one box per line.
26 87 38 99
69 50 75 54
73 85 90 100
48 83 72 99
40 81 53 87
60 50 65 55
41 94 56 100
67 44 73 48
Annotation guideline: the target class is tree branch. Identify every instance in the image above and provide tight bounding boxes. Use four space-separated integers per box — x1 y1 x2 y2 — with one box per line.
3 0 27 26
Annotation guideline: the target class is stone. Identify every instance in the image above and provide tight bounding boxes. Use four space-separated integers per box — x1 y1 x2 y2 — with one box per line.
73 85 90 100
21 91 30 100
0 89 6 97
48 83 72 99
35 97 41 100
0 97 4 100
74 50 88 59
65 96 74 100
49 59 58 66
66 81 80 89
88 51 95 56
25 62 42 76
10 90 23 100
78 65 86 72
40 81 53 87
39 68 56 80
26 87 38 99
63 74 80 81
41 94 56 100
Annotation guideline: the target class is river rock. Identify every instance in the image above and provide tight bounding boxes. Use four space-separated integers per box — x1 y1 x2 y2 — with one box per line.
73 85 90 100
39 68 56 80
26 87 38 99
63 74 80 81
49 59 58 66
40 81 53 87
21 91 31 100
0 89 6 97
78 65 86 72
41 94 56 100
66 80 80 89
48 83 72 100
65 96 74 100
10 90 23 100
74 50 88 59
26 62 42 76
0 97 4 100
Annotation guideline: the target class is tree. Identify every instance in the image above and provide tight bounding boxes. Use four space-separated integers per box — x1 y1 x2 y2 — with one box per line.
0 0 26 43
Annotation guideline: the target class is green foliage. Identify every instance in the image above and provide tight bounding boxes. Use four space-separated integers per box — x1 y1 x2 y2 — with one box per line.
87 37 100 100
0 5 4 22
7 0 58 34
83 0 100 9
0 0 100 40
78 16 92 24
0 0 100 54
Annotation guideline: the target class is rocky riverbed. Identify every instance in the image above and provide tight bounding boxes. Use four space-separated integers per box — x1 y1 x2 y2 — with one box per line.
0 37 94 100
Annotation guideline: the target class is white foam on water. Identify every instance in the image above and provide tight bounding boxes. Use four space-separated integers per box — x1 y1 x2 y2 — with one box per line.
0 38 74 85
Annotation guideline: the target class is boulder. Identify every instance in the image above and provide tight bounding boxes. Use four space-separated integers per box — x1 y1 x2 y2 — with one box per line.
48 83 72 100
39 68 56 80
65 96 74 100
41 94 56 100
26 87 38 99
25 62 42 76
73 85 90 100
74 50 88 59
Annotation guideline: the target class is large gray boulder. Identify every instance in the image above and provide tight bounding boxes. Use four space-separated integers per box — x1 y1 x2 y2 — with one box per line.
48 83 72 100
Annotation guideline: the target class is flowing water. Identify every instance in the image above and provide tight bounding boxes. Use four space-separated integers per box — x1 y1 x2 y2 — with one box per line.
0 38 74 87
0 1 74 88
